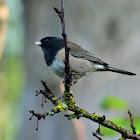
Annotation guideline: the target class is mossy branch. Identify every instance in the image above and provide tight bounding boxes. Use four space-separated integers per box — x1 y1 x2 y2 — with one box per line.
30 81 140 140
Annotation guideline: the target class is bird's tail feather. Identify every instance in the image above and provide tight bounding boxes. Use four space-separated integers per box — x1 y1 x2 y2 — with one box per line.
107 66 136 76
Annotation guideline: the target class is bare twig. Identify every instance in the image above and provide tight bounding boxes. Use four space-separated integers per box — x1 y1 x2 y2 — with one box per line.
54 0 71 88
93 132 102 140
128 110 136 134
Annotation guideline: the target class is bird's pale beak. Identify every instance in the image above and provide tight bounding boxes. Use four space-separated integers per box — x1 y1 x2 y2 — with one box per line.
35 41 42 46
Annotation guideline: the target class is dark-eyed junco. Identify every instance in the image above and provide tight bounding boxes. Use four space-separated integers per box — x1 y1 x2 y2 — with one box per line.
35 37 136 83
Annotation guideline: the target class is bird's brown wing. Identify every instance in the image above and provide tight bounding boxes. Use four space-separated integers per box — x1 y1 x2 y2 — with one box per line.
68 41 108 66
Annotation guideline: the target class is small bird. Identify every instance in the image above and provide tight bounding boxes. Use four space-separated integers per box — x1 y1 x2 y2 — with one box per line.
35 37 136 83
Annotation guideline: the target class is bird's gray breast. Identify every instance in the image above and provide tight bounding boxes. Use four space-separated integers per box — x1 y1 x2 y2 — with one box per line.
50 57 65 78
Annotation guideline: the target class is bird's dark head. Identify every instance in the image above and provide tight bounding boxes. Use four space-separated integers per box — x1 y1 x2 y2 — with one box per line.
35 37 64 66
35 37 63 48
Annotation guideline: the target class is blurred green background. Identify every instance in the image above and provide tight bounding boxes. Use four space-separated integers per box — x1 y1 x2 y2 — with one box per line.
0 0 140 140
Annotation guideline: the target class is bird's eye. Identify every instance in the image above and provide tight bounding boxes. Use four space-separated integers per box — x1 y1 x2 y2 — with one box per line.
44 39 48 43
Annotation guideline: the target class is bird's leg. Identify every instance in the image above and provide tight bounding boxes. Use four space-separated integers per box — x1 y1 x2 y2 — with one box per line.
69 74 75 85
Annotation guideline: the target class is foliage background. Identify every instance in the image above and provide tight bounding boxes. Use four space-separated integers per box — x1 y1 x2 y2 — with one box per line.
0 0 140 140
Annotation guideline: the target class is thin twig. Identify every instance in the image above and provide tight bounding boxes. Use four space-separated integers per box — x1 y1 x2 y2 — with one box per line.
128 110 136 134
54 0 71 88
93 132 102 140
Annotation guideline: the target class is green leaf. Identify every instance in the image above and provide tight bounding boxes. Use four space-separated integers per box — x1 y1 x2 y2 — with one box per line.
100 96 128 110
133 116 140 134
100 126 117 136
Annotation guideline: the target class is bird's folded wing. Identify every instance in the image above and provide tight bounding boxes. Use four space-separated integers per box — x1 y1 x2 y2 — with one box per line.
68 41 108 66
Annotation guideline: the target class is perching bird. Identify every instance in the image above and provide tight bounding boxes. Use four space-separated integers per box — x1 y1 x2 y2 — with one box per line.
35 37 136 83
